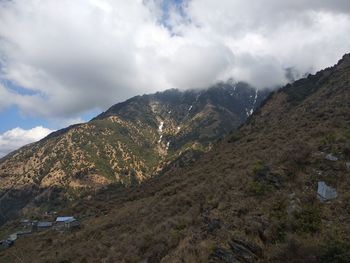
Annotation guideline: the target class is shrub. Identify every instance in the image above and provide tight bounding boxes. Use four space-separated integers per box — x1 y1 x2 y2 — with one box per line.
321 133 337 145
281 141 311 167
270 236 320 262
293 205 322 234
269 201 288 242
247 181 266 196
228 132 241 143
271 222 288 243
174 223 186 231
252 160 265 175
320 240 350 263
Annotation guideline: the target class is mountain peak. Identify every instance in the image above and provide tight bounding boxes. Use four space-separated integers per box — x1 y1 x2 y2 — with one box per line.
0 82 269 225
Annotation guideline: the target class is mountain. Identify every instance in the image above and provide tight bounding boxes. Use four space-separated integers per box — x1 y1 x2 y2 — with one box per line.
0 82 269 225
1 54 348 262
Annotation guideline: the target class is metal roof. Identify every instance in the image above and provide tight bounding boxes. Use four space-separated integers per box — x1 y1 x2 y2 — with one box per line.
56 216 75 222
37 221 53 227
8 234 17 241
64 218 77 223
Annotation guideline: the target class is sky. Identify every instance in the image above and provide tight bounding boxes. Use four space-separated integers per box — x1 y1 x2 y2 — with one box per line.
0 0 350 157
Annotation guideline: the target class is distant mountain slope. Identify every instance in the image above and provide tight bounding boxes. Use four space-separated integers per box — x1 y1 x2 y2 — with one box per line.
0 82 269 224
4 55 349 262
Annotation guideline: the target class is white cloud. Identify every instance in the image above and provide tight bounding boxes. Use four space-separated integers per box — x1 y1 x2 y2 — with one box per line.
0 0 349 119
0 126 54 157
0 83 14 110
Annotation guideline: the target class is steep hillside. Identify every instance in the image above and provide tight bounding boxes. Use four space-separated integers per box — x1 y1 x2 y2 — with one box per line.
1 54 348 262
0 82 269 224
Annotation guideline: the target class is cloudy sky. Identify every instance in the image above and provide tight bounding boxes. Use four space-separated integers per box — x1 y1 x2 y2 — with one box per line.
0 0 350 157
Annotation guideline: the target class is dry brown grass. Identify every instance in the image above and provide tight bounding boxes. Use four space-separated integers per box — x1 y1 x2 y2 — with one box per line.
1 55 350 262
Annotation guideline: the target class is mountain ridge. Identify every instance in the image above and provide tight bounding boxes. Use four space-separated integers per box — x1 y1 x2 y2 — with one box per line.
1 54 348 262
0 82 269 225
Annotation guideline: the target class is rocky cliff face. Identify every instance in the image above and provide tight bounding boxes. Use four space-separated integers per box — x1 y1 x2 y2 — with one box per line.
0 82 269 224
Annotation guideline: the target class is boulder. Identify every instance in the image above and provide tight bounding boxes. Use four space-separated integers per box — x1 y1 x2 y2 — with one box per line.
325 154 338 162
210 239 262 263
317 181 338 201
210 247 240 263
228 238 262 262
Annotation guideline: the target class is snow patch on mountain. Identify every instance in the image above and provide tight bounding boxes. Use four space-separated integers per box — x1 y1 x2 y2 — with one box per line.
158 121 164 133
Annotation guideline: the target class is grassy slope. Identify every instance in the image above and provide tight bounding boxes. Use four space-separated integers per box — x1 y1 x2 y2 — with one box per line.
1 55 350 262
0 85 266 192
0 84 268 227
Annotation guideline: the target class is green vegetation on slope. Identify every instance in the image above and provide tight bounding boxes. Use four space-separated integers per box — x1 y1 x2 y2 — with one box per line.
1 56 349 262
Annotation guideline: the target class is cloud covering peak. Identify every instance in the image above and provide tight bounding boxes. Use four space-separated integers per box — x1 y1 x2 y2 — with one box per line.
0 0 349 119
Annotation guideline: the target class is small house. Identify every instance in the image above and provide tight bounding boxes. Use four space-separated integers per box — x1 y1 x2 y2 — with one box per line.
55 216 75 224
20 219 37 230
20 219 31 227
8 233 17 242
0 239 14 249
55 216 79 231
37 221 53 231
64 218 80 230
17 230 32 236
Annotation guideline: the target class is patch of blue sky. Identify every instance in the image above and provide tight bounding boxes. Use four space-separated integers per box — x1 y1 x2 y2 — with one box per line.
1 79 38 96
159 0 189 32
81 108 101 122
0 105 50 133
0 105 101 133
0 77 101 131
